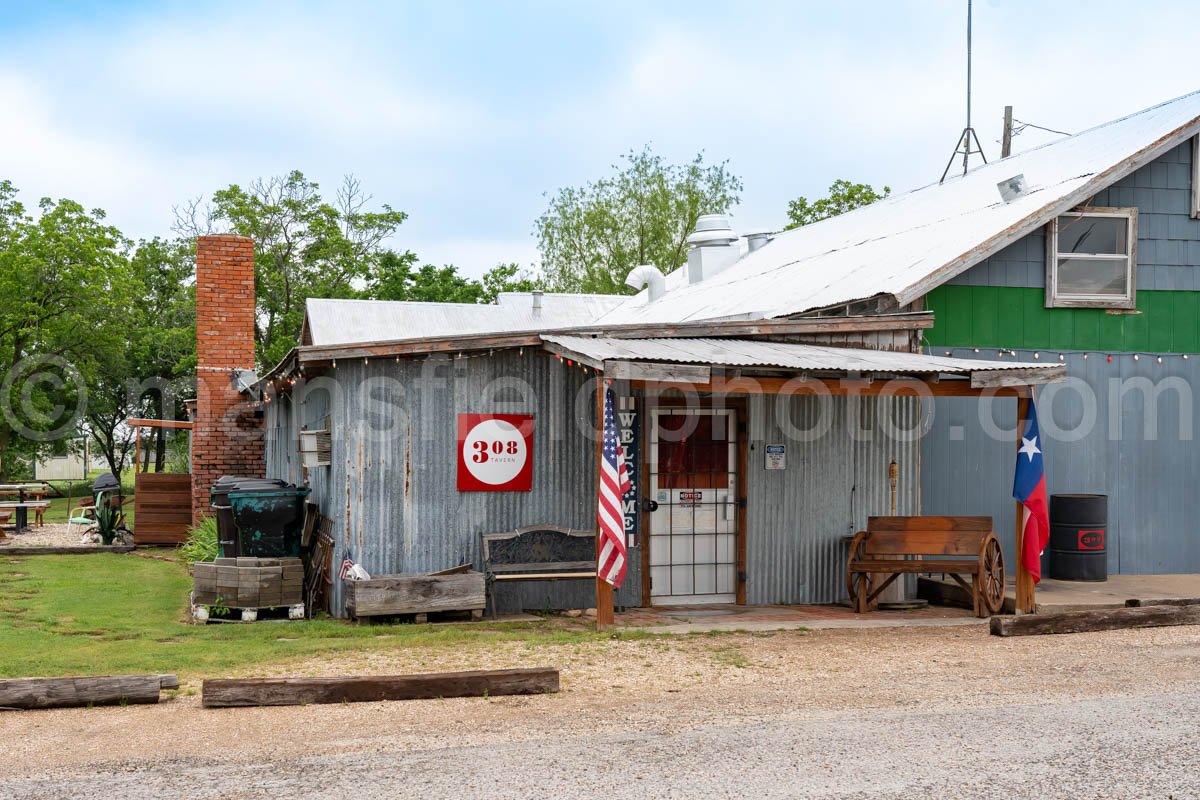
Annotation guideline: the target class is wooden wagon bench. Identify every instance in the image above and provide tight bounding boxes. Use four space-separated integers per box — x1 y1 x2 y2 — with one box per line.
846 516 1004 617
481 525 596 618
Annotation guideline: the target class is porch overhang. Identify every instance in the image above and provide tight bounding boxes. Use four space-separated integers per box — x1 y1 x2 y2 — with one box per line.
540 335 1065 395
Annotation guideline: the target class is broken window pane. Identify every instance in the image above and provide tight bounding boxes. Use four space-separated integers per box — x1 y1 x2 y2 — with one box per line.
1057 215 1127 255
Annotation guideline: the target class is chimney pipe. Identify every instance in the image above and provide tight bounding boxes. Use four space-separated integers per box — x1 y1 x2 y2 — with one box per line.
531 290 543 316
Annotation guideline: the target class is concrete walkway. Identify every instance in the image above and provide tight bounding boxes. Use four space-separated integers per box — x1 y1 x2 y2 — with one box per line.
921 572 1200 613
616 603 983 634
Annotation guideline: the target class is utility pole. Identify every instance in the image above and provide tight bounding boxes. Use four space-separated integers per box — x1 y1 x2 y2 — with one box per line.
1002 105 1013 158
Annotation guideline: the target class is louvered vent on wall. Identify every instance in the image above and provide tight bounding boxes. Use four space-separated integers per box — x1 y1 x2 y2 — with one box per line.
298 429 332 468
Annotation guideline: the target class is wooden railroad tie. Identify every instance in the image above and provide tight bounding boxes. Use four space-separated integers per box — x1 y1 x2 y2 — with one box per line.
990 604 1200 637
0 674 178 710
202 667 559 708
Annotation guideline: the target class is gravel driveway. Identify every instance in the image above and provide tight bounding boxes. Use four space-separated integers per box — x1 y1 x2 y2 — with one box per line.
2 624 1198 798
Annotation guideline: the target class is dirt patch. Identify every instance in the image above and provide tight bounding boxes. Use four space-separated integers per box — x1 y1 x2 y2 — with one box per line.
1 622 1198 779
2 523 81 548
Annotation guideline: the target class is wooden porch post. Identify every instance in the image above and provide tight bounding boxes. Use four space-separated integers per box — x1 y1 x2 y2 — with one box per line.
595 379 615 631
1014 388 1036 614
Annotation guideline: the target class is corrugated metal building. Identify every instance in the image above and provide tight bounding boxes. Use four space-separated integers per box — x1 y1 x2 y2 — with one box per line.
259 307 1059 616
241 92 1200 619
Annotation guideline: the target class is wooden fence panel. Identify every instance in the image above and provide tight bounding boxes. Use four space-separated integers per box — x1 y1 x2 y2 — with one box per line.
134 473 193 544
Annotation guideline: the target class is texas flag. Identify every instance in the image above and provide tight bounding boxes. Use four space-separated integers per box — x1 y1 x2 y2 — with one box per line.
1013 400 1050 582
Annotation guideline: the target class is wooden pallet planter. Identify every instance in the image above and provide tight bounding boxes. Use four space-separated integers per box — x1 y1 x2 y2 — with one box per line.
0 674 178 710
345 566 486 622
192 557 305 622
202 668 559 708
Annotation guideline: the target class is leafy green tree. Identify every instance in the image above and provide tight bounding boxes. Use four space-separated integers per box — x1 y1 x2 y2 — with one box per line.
536 146 742 294
0 181 130 480
84 237 195 478
785 179 891 230
175 171 411 368
369 253 540 305
479 262 538 303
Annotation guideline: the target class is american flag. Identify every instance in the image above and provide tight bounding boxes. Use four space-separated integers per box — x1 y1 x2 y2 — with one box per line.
597 387 632 587
338 556 355 580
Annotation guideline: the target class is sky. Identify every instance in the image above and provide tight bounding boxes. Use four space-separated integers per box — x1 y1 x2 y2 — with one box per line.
1 0 1197 278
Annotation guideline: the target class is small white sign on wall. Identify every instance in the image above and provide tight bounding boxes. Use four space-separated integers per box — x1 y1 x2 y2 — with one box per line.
765 444 786 470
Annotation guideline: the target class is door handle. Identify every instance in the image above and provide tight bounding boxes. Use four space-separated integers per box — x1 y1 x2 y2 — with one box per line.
642 499 659 513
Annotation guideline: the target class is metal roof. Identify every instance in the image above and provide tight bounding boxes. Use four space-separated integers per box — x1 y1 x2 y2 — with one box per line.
542 335 1065 378
303 293 624 347
596 90 1200 325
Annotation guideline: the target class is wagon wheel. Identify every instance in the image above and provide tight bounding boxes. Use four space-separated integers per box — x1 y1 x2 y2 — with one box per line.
846 570 876 613
981 537 1005 615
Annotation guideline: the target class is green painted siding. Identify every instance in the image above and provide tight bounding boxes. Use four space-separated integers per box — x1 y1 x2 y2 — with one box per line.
924 284 1200 352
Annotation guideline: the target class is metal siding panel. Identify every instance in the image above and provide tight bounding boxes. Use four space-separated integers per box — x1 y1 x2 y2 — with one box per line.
301 352 635 617
746 395 920 604
922 349 1200 575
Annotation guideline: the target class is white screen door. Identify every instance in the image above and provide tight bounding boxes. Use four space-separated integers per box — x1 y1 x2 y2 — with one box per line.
648 408 738 605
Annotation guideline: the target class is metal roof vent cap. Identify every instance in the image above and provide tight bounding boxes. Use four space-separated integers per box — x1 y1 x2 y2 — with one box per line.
531 290 543 316
687 214 738 247
745 231 772 253
685 214 740 284
997 174 1027 204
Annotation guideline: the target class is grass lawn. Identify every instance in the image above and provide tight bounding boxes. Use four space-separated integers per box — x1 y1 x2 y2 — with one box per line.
0 552 630 679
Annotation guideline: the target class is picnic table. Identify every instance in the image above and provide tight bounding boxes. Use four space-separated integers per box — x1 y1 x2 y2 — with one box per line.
0 483 50 501
0 501 51 535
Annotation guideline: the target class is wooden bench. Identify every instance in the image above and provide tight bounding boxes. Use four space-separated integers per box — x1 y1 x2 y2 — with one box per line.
481 525 596 617
846 516 1004 617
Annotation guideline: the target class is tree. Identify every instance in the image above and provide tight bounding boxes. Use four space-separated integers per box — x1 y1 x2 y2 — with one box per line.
175 171 411 368
535 146 742 294
0 181 130 481
369 254 540 305
784 179 891 230
83 237 195 479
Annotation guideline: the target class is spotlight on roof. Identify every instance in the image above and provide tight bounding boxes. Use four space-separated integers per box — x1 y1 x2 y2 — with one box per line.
997 174 1028 203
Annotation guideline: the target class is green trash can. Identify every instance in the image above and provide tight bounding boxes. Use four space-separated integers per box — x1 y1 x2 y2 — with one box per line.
225 484 311 558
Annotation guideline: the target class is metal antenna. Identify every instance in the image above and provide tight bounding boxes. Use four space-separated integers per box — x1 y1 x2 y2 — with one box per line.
940 0 987 183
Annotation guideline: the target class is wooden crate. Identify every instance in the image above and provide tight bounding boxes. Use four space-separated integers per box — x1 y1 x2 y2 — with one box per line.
193 557 305 609
346 569 486 621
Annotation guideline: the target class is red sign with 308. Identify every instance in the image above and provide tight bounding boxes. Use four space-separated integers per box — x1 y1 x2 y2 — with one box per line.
456 414 534 492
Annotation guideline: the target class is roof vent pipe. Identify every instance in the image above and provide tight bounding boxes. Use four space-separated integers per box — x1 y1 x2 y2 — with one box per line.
625 264 667 302
531 290 543 316
686 214 740 284
745 231 772 253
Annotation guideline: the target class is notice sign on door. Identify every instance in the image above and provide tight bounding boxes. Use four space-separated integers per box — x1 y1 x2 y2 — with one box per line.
765 443 786 470
457 414 534 492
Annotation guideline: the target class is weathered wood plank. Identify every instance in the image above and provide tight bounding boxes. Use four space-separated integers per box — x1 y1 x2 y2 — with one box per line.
990 605 1200 637
202 668 559 708
1124 598 1200 608
0 674 177 710
868 516 992 532
347 572 485 618
0 545 134 556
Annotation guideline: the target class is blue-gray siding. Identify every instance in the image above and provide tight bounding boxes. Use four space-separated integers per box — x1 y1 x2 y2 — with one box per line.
922 350 1200 575
946 140 1200 291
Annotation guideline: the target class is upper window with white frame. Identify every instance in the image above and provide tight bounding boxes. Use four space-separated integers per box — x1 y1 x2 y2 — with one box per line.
1046 208 1138 309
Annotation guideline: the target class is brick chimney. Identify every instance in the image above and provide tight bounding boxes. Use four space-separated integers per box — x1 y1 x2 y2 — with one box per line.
191 234 264 521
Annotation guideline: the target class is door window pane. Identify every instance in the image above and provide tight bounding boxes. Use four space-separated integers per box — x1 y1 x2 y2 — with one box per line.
658 413 729 489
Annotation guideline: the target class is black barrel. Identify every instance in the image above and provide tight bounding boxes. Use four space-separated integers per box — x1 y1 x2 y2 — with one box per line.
1049 494 1108 582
